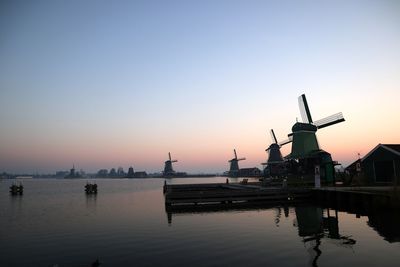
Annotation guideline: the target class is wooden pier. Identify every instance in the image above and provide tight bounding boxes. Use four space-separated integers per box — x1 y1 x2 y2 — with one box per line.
164 182 312 206
164 180 400 210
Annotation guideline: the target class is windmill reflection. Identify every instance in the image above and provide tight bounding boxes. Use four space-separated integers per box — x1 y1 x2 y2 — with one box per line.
294 206 356 267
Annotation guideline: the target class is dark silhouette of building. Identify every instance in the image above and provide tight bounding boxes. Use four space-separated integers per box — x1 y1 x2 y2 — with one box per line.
355 144 400 185
133 171 147 178
126 166 134 178
64 164 82 178
96 169 108 177
237 167 262 177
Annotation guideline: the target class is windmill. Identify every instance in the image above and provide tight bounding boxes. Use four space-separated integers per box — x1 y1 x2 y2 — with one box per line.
289 94 345 158
261 129 292 177
228 149 246 177
286 94 345 182
163 152 178 176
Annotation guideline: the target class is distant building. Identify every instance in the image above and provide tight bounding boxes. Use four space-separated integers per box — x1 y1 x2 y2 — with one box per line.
65 165 82 178
133 171 148 178
109 168 117 177
117 167 125 176
344 159 362 177
96 169 108 177
55 171 69 178
238 167 262 177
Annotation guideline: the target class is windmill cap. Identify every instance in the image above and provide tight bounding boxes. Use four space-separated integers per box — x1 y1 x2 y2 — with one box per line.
292 122 317 132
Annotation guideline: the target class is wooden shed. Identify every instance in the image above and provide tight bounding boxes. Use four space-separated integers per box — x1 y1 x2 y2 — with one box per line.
361 144 400 185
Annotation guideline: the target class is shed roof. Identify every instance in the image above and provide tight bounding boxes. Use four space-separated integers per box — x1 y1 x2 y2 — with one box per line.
362 144 400 161
384 144 400 153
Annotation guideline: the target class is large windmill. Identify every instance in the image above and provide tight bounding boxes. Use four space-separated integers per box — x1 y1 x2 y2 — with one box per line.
163 152 178 177
262 129 292 177
228 149 246 177
289 94 345 158
287 94 345 181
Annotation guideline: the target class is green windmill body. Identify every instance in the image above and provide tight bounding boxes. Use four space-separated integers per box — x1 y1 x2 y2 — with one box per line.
288 94 345 182
290 122 319 158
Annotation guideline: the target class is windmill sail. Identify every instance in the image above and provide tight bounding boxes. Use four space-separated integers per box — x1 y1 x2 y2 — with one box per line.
314 112 345 129
278 136 293 146
270 129 278 144
298 94 313 123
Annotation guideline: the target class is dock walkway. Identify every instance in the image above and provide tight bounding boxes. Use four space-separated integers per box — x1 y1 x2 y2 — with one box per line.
164 182 312 206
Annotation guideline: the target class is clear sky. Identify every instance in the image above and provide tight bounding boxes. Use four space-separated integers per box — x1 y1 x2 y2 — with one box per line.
1 0 399 174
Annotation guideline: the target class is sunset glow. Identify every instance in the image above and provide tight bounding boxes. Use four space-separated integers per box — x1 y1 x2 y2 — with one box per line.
1 0 399 174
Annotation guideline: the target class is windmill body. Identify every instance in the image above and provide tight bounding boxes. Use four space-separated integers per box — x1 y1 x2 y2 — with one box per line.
268 143 284 163
290 123 319 158
163 152 178 177
262 129 290 177
228 149 246 177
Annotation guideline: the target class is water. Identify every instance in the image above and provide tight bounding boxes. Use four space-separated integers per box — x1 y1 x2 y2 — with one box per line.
1 178 400 266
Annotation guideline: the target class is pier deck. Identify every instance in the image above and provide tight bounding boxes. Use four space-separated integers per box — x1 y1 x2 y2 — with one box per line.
164 182 400 209
164 182 312 206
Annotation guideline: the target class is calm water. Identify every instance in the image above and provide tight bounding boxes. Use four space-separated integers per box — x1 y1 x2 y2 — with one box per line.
1 178 400 267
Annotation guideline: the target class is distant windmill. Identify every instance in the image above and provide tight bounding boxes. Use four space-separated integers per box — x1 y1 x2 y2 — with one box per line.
262 129 292 177
228 149 246 177
163 152 178 176
289 94 345 158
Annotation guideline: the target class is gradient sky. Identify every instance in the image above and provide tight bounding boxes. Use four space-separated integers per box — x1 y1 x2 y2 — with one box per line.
1 0 399 174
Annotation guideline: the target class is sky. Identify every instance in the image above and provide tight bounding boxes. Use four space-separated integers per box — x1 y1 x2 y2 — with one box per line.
1 0 399 174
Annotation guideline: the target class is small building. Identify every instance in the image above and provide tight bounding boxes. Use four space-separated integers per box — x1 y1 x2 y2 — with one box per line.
344 159 362 177
238 167 262 177
361 144 400 185
133 171 148 178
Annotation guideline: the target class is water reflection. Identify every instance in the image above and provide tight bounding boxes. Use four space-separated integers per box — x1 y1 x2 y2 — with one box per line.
294 206 356 267
166 202 400 266
367 210 400 243
85 193 97 213
274 205 289 227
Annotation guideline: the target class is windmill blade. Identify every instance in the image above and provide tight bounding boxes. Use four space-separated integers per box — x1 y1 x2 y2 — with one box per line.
314 112 345 129
234 149 238 159
270 129 278 144
171 160 178 163
168 152 172 161
278 136 293 146
298 94 313 123
237 157 246 161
